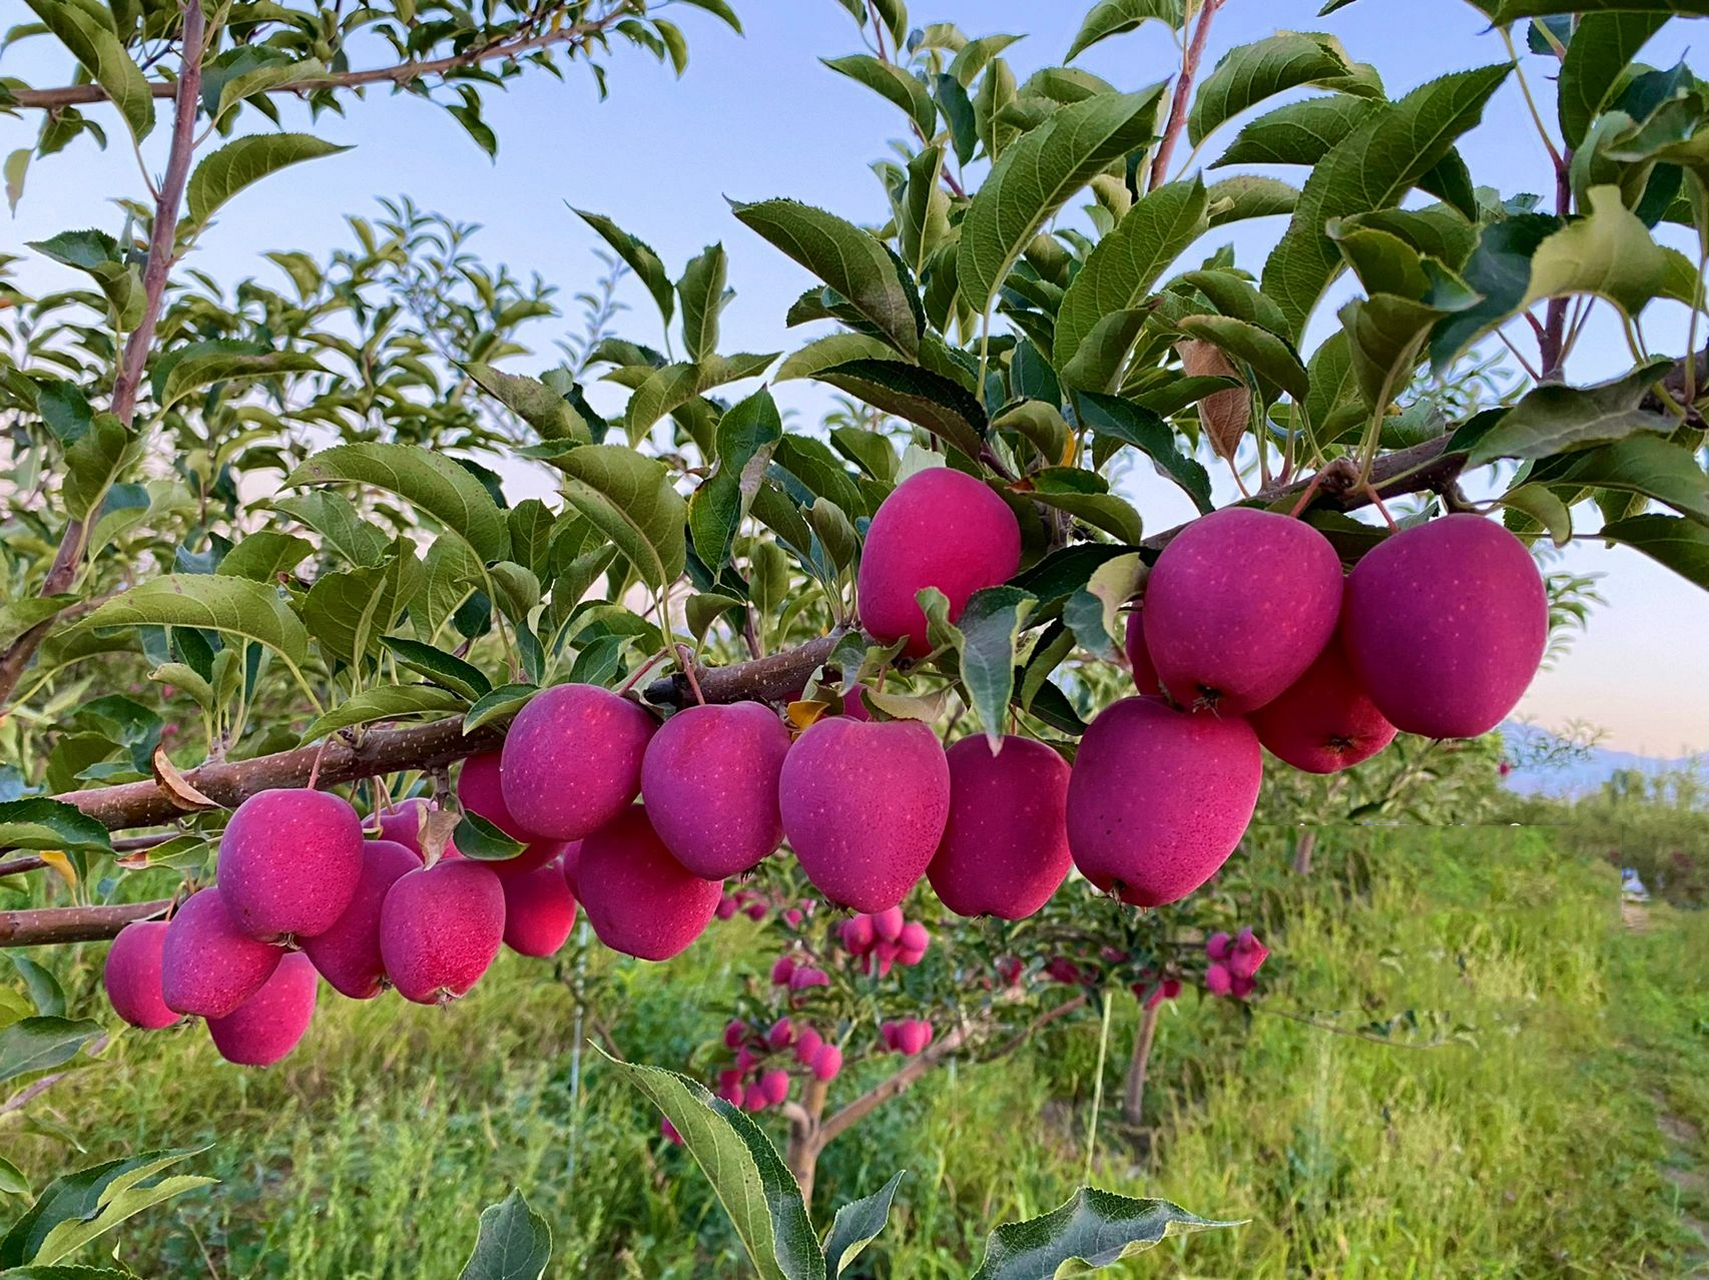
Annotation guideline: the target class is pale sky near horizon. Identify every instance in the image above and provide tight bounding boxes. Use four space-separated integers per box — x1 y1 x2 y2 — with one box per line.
4 0 1708 755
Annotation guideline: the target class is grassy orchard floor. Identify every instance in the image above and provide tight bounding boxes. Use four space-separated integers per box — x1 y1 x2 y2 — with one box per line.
5 826 1706 1278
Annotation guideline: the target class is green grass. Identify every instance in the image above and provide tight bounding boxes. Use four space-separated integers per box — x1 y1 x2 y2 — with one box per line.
5 826 1705 1278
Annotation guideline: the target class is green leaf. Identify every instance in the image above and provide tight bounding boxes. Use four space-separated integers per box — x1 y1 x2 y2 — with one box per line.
0 597 76 652
5 149 28 215
1027 489 1143 544
1558 13 1667 148
556 445 688 589
0 1156 27 1199
901 146 952 276
1213 94 1378 168
690 388 784 569
958 587 1039 748
573 209 676 329
464 364 591 444
203 50 326 120
815 359 988 460
1053 177 1207 375
949 34 1026 88
1176 314 1309 401
1533 436 1709 526
464 683 538 733
1467 359 1677 465
1079 393 1213 512
81 576 308 667
1204 175 1300 227
824 1171 906 1276
284 443 509 563
22 0 152 142
776 334 899 382
1473 0 1709 21
186 134 350 225
959 87 1166 316
823 55 936 137
1601 513 1709 588
300 543 423 668
380 637 492 701
1429 213 1559 370
0 1018 102 1088
299 686 466 744
1187 34 1350 147
0 1267 161 1278
1059 309 1150 393
1335 293 1444 406
0 1148 213 1268
458 1190 552 1280
272 491 389 568
154 347 325 411
686 592 746 645
0 800 111 856
678 244 729 363
1520 185 1673 318
60 415 134 522
1262 65 1511 338
7 956 65 1020
970 1188 1237 1278
1500 484 1574 546
733 199 921 358
214 532 314 582
622 353 777 443
452 812 527 865
596 1048 825 1280
1064 0 1183 62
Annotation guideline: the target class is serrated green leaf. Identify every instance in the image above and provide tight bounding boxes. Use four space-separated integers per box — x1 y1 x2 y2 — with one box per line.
956 587 1039 747
381 637 492 701
1054 177 1206 374
1262 65 1510 339
1429 213 1559 370
0 1148 213 1268
573 209 675 329
678 244 729 363
1532 435 1709 526
284 443 508 563
0 597 77 652
824 1170 906 1276
823 54 936 137
622 353 777 443
1600 512 1709 588
1187 34 1350 147
458 1189 552 1280
299 686 466 743
556 445 687 588
272 491 390 568
155 347 325 411
1079 392 1213 512
969 1188 1237 1279
0 1155 28 1199
1027 489 1143 544
60 415 134 522
463 683 538 733
1213 94 1378 168
1558 13 1667 148
1520 185 1673 317
0 1018 102 1088
690 388 783 569
815 358 988 460
1468 358 1677 465
596 1048 825 1280
960 87 1166 315
23 1 151 142
1204 175 1300 227
300 542 423 667
464 364 591 444
1064 0 1183 63
1500 484 1574 545
686 592 746 645
777 334 899 382
187 134 350 225
214 532 313 582
81 576 307 666
0 800 112 856
733 199 921 358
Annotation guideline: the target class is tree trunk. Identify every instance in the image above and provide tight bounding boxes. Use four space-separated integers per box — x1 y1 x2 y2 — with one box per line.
1122 1000 1161 1126
1292 827 1317 876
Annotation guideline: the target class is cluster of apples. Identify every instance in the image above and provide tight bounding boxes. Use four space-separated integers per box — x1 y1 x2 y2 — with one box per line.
1202 928 1268 999
100 761 587 1064
714 1016 845 1115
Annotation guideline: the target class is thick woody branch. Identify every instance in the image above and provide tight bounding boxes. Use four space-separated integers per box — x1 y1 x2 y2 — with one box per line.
6 9 629 111
817 1021 973 1147
0 899 171 947
642 631 845 711
61 718 506 832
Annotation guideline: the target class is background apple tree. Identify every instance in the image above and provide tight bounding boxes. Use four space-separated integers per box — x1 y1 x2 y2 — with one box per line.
3 0 1709 1274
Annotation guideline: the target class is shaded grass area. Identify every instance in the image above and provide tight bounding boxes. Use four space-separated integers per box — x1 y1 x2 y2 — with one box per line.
5 826 1705 1278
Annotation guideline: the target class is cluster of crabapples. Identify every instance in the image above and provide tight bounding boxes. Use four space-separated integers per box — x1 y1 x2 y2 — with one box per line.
99 467 1545 1065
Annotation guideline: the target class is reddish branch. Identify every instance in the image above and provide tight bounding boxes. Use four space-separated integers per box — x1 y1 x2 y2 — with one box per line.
5 6 633 111
1148 0 1226 191
0 0 207 711
0 899 172 946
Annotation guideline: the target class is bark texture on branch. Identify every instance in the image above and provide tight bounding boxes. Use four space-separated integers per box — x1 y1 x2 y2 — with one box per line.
642 631 845 711
0 899 171 946
59 719 505 832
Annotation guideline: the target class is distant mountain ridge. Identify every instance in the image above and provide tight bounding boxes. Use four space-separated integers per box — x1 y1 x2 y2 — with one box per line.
1499 721 1705 796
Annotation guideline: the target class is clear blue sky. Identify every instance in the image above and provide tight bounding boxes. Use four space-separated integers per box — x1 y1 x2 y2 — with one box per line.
6 1 1707 754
